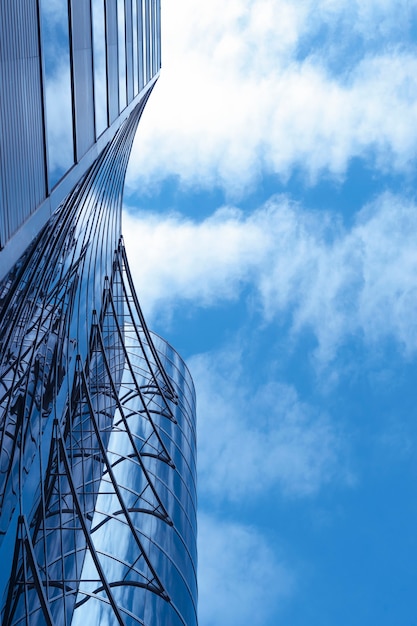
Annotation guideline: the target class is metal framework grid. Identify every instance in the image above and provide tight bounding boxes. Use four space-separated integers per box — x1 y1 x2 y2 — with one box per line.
0 100 198 626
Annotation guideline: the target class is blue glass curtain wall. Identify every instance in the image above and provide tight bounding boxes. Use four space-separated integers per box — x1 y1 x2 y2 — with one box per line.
0 0 47 248
118 0 127 111
92 0 109 137
0 1 193 623
0 98 198 626
39 0 75 188
0 0 161 259
132 0 139 96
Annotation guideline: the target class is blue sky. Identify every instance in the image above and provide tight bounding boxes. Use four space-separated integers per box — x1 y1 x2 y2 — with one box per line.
122 1 417 624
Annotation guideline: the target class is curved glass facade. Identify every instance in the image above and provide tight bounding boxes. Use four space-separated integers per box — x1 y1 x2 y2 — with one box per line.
0 0 162 283
0 98 197 625
0 1 197 624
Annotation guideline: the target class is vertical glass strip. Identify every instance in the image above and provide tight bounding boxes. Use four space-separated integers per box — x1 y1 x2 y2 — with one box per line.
158 0 162 68
117 0 127 111
125 0 134 103
39 0 74 188
143 0 150 85
92 0 108 137
132 0 138 96
157 0 161 69
150 0 154 77
151 0 156 76
137 0 144 92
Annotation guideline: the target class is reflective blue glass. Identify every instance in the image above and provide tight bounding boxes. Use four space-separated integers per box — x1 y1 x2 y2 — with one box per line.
39 0 74 188
92 0 109 136
0 2 186 624
0 101 197 626
132 0 139 96
143 0 151 84
118 0 127 111
137 0 145 91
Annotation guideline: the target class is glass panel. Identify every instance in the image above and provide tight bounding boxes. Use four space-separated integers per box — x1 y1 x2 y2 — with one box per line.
137 0 144 91
154 0 159 71
150 0 154 76
92 0 108 136
132 0 138 96
143 0 149 85
118 0 127 111
145 0 151 82
39 0 74 188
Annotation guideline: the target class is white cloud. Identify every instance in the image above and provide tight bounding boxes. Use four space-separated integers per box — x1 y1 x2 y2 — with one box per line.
123 205 265 314
189 348 344 499
124 192 417 362
126 0 417 194
198 513 293 626
317 0 415 38
355 197 417 350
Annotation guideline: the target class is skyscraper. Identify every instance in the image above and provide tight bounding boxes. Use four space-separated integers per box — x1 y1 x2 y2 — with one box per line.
0 2 197 625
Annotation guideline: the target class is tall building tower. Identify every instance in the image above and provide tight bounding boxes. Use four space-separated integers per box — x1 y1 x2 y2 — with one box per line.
0 2 197 625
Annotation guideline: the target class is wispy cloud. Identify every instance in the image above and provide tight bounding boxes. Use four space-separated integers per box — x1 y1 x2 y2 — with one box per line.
124 193 417 362
198 513 294 626
189 347 345 499
126 0 417 194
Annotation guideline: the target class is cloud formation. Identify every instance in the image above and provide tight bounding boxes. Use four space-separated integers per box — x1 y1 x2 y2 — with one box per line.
127 0 417 194
198 513 293 626
124 193 417 361
190 348 344 499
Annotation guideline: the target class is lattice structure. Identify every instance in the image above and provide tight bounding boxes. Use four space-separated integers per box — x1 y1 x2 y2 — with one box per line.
0 103 197 626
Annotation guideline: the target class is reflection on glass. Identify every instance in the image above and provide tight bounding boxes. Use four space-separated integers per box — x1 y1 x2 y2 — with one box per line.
142 0 149 85
156 0 161 70
92 0 108 137
40 0 74 188
118 0 127 111
149 0 154 77
70 325 197 626
132 0 138 96
137 0 144 92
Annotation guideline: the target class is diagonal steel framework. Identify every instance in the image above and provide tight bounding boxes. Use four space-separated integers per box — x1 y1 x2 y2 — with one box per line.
0 96 196 625
1 238 179 625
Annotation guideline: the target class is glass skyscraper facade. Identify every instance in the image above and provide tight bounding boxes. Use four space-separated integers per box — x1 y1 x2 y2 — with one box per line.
0 2 197 625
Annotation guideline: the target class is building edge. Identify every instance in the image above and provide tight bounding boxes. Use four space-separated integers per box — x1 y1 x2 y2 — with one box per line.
0 93 197 625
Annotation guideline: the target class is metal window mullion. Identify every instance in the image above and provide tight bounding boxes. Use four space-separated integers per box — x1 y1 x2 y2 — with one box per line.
102 280 176 441
136 0 144 91
118 242 177 402
21 516 56 626
76 357 169 600
88 0 97 141
93 318 173 521
66 0 77 164
2 516 27 626
56 420 127 626
0 214 79 506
